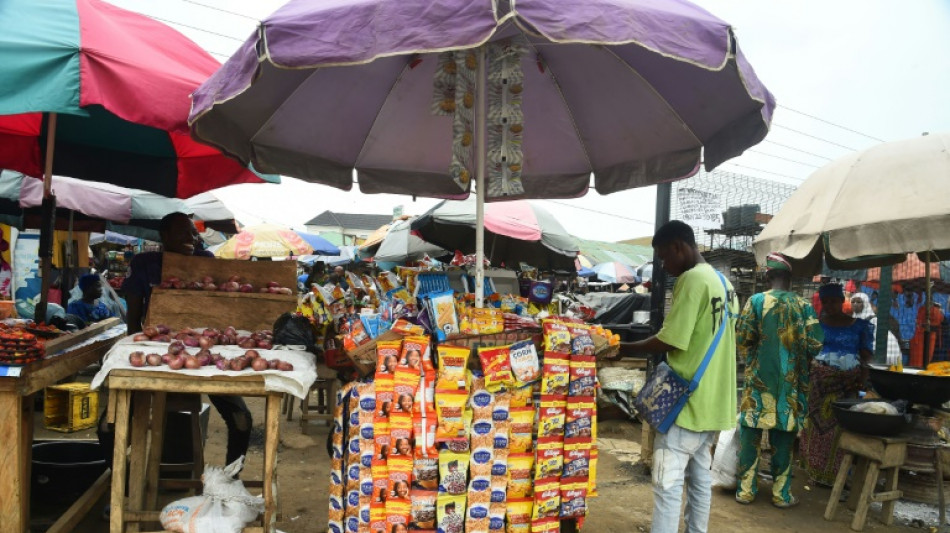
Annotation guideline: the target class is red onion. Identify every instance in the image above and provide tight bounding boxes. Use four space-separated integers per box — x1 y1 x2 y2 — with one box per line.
224 281 240 292
238 338 257 349
187 281 204 290
129 351 145 367
172 280 185 290
184 356 201 369
168 342 185 355
202 328 219 338
203 283 217 291
277 361 294 372
230 358 248 371
166 276 180 285
146 353 163 367
143 326 159 338
276 287 293 295
244 349 260 359
215 358 230 371
256 339 273 350
251 358 269 371
216 334 229 345
260 330 273 337
159 281 173 289
156 324 171 335
267 286 280 293
132 334 151 342
228 275 242 283
162 353 172 364
154 335 171 343
197 353 212 366
267 281 280 288
183 336 200 348
267 359 280 370
202 276 215 285
239 284 254 293
217 282 229 292
224 326 238 337
198 336 214 349
168 356 184 370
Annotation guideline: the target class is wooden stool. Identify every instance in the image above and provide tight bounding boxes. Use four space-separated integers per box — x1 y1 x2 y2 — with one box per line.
298 378 336 434
900 441 948 529
824 431 908 531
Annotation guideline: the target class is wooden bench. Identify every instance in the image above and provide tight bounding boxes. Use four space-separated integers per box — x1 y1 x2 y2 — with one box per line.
824 431 907 531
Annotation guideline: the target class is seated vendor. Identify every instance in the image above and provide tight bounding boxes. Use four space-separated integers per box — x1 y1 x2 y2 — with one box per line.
66 275 116 324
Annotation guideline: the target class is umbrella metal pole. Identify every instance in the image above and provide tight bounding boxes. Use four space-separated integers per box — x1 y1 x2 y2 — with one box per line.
36 112 58 324
924 253 933 367
474 46 487 308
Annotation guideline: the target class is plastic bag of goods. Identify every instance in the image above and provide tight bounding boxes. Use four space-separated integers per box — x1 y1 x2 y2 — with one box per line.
160 456 264 533
710 428 739 490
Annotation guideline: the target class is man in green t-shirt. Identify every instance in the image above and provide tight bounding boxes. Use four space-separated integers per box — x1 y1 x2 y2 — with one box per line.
628 220 738 533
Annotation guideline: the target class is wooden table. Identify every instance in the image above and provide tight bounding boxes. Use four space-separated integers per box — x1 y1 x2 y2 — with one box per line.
0 318 124 533
106 369 282 533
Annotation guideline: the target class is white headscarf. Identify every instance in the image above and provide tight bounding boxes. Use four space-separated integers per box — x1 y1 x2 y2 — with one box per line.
851 292 875 320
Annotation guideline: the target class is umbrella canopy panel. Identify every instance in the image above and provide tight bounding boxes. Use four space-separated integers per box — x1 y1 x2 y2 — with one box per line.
215 224 339 259
0 0 276 198
189 0 774 200
755 132 950 274
371 218 448 263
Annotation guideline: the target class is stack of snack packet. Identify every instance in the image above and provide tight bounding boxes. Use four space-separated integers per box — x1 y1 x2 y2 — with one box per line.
435 344 472 533
562 323 597 522
328 382 361 533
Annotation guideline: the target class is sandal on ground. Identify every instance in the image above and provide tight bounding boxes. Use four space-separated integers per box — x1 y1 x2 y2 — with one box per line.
735 495 754 505
773 496 799 509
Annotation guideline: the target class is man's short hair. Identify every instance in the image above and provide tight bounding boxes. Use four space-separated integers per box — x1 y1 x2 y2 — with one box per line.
159 212 190 235
652 220 696 249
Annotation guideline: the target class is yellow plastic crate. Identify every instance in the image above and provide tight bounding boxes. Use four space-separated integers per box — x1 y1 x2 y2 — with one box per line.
44 383 98 432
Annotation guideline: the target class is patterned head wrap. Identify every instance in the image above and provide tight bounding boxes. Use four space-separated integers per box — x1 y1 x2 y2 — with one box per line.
765 252 792 272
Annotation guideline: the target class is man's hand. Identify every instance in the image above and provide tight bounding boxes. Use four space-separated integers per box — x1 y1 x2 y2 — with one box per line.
623 335 675 355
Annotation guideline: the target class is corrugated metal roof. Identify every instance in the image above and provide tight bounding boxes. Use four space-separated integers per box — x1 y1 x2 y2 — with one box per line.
305 211 393 231
573 237 653 267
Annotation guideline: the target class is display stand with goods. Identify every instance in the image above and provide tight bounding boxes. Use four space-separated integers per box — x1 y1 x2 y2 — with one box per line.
93 257 315 533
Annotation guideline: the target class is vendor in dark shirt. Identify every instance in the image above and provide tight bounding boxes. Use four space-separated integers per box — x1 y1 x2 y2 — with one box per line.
66 274 116 324
106 212 252 467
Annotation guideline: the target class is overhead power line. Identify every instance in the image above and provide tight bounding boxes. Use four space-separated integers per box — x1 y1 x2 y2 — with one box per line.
771 123 858 152
146 14 246 42
746 149 821 168
182 0 261 22
544 200 655 226
718 163 805 183
761 139 834 161
777 105 886 142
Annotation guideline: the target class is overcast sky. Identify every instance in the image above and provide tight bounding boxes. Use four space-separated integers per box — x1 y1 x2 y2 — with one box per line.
110 0 950 240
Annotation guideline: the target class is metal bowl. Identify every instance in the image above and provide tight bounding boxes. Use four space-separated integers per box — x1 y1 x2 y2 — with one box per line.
832 399 912 437
869 365 950 406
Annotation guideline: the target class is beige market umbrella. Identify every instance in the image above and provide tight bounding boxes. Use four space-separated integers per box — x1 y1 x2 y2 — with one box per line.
754 132 950 274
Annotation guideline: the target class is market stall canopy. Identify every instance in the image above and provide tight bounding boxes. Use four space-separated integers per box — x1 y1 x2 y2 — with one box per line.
362 218 448 263
189 0 774 200
215 224 340 260
412 198 578 269
298 245 361 268
592 262 640 284
0 170 237 239
0 0 277 198
754 132 950 274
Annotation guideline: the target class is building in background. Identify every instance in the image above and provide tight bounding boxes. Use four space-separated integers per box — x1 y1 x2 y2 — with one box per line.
304 211 394 246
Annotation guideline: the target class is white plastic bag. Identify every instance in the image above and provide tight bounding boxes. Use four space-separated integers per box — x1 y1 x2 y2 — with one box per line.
160 456 265 533
710 428 739 490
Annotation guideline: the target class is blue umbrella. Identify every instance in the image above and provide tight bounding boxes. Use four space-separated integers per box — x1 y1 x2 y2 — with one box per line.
578 266 596 278
293 231 340 255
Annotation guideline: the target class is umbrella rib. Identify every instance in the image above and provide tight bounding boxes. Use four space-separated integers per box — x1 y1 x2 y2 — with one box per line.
519 37 594 175
599 46 703 148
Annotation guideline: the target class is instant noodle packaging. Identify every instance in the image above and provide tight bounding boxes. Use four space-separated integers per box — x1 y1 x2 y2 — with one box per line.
438 450 470 495
562 438 592 478
466 499 491 533
509 340 541 386
477 344 514 392
427 290 460 341
542 321 572 354
506 453 535 499
509 407 535 453
435 345 471 392
568 355 596 397
531 478 561 520
505 498 533 533
389 412 414 458
534 437 564 480
540 353 570 397
412 456 439 491
559 477 589 518
437 493 467 533
489 502 506 532
564 397 595 440
435 390 469 442
537 396 567 439
410 490 438 530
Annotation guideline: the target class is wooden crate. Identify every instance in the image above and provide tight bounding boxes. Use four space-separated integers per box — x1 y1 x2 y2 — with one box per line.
146 253 297 332
345 330 403 376
44 382 99 432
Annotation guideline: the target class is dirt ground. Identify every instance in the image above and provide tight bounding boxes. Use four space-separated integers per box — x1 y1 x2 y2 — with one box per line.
33 392 931 533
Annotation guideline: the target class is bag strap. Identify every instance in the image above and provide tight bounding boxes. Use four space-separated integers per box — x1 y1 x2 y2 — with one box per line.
687 270 731 393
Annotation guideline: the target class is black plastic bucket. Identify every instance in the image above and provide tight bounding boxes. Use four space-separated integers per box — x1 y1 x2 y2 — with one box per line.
32 441 107 503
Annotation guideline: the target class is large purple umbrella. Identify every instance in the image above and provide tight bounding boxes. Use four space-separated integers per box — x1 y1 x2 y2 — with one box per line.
190 0 774 304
